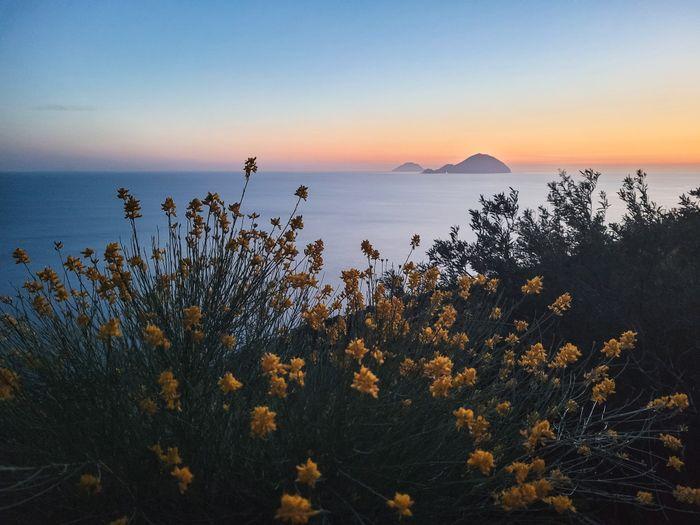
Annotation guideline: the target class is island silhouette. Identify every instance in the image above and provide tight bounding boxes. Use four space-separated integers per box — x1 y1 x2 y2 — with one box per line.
391 162 424 172
393 154 510 174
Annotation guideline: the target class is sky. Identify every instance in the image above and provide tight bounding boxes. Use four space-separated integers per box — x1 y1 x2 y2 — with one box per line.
1 0 699 172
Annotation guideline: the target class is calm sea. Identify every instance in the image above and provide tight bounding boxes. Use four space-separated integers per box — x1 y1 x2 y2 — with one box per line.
1 170 698 295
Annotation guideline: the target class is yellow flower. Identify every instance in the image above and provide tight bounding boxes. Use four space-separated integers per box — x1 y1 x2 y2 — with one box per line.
496 401 512 416
564 399 578 412
437 304 458 329
288 357 306 386
548 293 572 316
489 307 502 320
500 483 538 511
673 485 700 505
522 420 556 452
351 366 379 398
521 276 543 295
486 278 499 294
261 353 287 376
220 334 237 349
453 407 474 431
647 393 689 411
505 461 531 484
543 495 576 513
0 367 20 400
467 449 495 476
98 318 122 340
549 343 581 369
619 330 637 350
345 338 368 361
601 338 621 358
531 481 552 504
636 491 653 505
302 303 328 331
592 378 616 403
171 465 193 493
530 458 546 476
268 374 288 398
251 406 277 438
457 275 472 299
659 434 682 451
399 358 418 376
429 376 452 398
12 247 30 264
295 185 309 200
423 354 453 379
183 305 202 330
144 324 171 349
514 320 529 333
667 456 684 471
78 473 101 495
519 343 547 372
295 458 321 487
275 493 319 524
505 332 519 345
468 415 491 444
387 492 414 517
150 443 182 466
158 370 181 410
218 372 243 393
452 367 477 388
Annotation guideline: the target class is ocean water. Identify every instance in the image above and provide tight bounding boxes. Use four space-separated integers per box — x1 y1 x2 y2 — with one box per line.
1 170 698 295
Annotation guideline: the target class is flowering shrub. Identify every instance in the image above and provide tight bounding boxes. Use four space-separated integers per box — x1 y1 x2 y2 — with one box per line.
0 160 698 523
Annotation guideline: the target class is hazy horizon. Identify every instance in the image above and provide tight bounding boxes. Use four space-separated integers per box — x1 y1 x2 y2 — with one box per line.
1 0 699 171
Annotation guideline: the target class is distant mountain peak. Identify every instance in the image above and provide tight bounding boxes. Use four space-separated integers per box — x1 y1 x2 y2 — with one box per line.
392 162 423 172
423 154 510 174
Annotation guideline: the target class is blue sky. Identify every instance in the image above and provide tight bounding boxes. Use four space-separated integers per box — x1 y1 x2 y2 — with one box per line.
1 0 699 170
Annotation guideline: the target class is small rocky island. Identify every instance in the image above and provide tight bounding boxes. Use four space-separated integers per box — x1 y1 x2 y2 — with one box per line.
391 162 424 172
423 153 510 174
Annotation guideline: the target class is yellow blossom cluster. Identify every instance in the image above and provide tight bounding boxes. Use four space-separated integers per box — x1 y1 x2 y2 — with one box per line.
521 276 544 295
218 372 243 394
78 473 101 495
296 458 321 487
467 449 495 475
636 491 654 505
158 369 181 410
352 366 379 398
549 343 581 369
519 343 547 372
647 393 689 411
548 293 572 316
592 377 616 403
251 406 277 438
345 338 369 361
260 353 305 397
182 305 202 330
144 323 171 349
522 420 556 452
673 485 700 505
275 494 319 524
659 434 683 451
387 492 414 517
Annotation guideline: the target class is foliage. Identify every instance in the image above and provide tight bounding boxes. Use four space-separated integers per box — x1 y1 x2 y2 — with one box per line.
428 170 700 392
1 163 698 524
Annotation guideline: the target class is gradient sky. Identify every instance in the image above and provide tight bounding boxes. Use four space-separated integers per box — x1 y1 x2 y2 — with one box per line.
1 0 699 171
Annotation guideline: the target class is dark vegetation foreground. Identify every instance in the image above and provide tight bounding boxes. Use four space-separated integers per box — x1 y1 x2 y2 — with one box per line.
1 161 698 524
